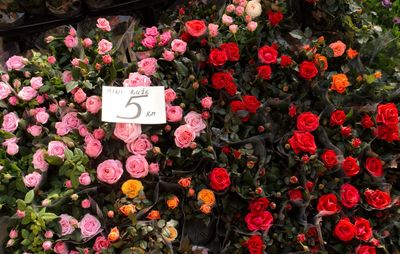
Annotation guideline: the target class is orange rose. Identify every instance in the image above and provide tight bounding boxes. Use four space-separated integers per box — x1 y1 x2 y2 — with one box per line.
197 189 216 207
188 188 195 197
166 195 179 209
162 226 178 242
317 36 325 43
346 48 358 59
121 179 143 199
200 204 212 214
108 227 120 242
374 71 382 79
356 75 363 82
178 177 191 188
330 73 350 94
314 54 328 71
329 40 346 57
147 210 161 220
119 204 136 216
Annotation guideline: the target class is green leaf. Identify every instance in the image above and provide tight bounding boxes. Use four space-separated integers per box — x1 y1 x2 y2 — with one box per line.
21 239 31 246
66 81 79 93
174 60 189 77
24 190 35 204
289 29 304 40
16 199 26 210
45 155 64 166
41 212 58 222
65 149 74 161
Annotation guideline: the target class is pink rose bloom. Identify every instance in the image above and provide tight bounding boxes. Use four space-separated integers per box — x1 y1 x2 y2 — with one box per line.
77 125 88 137
93 128 105 140
82 38 93 48
174 124 196 148
32 149 49 171
8 96 18 106
171 39 187 54
79 172 91 185
184 111 206 136
102 55 112 64
16 210 25 218
201 96 213 109
149 163 160 175
44 230 53 239
208 23 219 37
229 24 238 34
159 31 172 46
48 56 56 64
164 88 177 103
3 137 17 147
85 137 103 158
62 112 81 129
23 172 41 188
69 27 76 36
6 142 19 155
49 103 58 113
93 236 110 252
13 79 21 88
138 57 157 76
235 6 245 16
98 39 113 55
166 105 183 122
86 96 102 114
162 50 175 61
247 21 258 32
30 77 43 90
71 58 80 67
64 35 78 48
245 15 252 23
114 123 142 143
142 36 157 49
96 18 111 32
48 141 67 159
9 229 18 239
222 14 233 25
0 81 11 100
79 214 101 238
36 95 44 104
126 134 153 155
62 71 73 84
123 72 151 87
2 112 19 132
97 159 123 184
27 125 43 137
145 26 159 37
59 214 75 236
226 4 235 12
73 88 87 103
42 241 52 251
6 55 27 71
1 74 9 82
81 199 91 208
18 86 37 101
55 122 72 136
54 241 68 254
35 111 49 124
125 154 149 178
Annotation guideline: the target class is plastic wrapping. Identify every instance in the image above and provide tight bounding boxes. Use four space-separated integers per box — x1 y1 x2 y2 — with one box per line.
0 0 25 29
45 0 82 18
18 0 47 15
84 0 113 10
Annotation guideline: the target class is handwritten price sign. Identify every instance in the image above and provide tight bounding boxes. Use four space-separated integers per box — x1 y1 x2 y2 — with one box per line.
101 86 166 124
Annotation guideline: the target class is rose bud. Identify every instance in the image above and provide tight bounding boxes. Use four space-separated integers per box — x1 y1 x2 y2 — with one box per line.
270 202 276 209
107 210 114 218
301 155 310 163
290 176 298 184
189 142 197 149
351 138 362 148
297 233 306 243
150 135 159 143
255 187 263 195
340 126 352 137
188 188 195 197
258 125 265 132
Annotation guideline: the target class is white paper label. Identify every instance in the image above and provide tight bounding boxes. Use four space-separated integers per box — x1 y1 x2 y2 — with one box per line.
101 86 166 124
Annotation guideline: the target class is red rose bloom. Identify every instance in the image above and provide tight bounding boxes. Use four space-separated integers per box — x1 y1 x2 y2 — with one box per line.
340 183 360 208
230 100 246 113
340 126 352 137
249 197 270 212
376 103 398 125
354 217 373 241
185 20 207 37
330 110 346 126
296 112 319 131
243 95 261 114
355 245 376 254
257 65 272 80
364 189 391 210
317 193 340 215
225 81 237 96
342 156 360 177
258 46 278 64
289 103 297 117
211 72 233 90
288 131 317 154
298 61 318 80
209 48 228 67
288 189 303 201
268 10 284 26
365 157 383 177
361 115 374 129
243 235 263 254
244 211 274 231
334 218 356 241
321 149 338 169
375 124 399 142
280 55 292 67
220 42 240 62
209 167 231 191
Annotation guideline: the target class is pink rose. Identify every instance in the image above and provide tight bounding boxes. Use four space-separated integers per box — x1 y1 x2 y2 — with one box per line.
59 214 75 236
27 125 43 137
123 72 151 87
79 214 101 238
42 241 52 251
79 172 91 185
174 124 196 148
171 39 187 54
13 79 21 88
55 122 72 136
35 111 49 124
145 26 159 37
71 58 80 67
235 6 244 16
44 230 53 239
102 55 112 64
149 163 160 175
1 74 9 82
98 39 113 55
159 31 172 46
184 111 206 136
138 57 157 76
30 77 43 90
18 86 37 101
69 27 76 36
54 241 68 254
226 4 235 12
125 154 149 178
62 71 73 84
8 96 18 106
222 14 233 25
114 123 142 143
208 23 219 37
247 21 258 32
96 18 111 32
0 81 11 100
86 96 102 114
32 149 49 171
9 229 18 239
62 112 81 129
48 56 56 64
93 128 105 140
23 172 42 188
93 236 110 252
162 50 175 61
97 159 123 184
166 105 183 122
85 137 103 158
48 141 67 159
2 112 19 132
78 124 89 137
64 35 78 48
73 88 87 103
201 96 213 109
229 24 238 33
126 134 153 155
49 103 58 113
6 142 19 155
164 88 177 103
142 36 157 49
6 55 27 71
82 38 93 48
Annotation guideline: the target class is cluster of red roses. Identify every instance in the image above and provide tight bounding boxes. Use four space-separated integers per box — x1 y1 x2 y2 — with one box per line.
244 197 273 232
288 111 319 156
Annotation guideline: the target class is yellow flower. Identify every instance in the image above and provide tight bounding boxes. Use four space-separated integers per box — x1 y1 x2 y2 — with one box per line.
121 179 143 198
330 73 350 94
197 189 216 207
108 227 120 242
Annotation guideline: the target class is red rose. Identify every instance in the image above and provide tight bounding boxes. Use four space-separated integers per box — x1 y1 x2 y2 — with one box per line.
225 81 237 96
211 72 233 90
298 61 318 80
376 103 398 125
296 112 319 131
180 32 192 42
321 149 338 169
334 218 356 241
355 245 376 254
230 100 245 113
340 126 352 137
365 157 383 177
220 42 240 61
342 156 360 177
280 55 292 67
364 189 391 210
209 49 228 67
288 189 303 201
185 20 207 37
340 183 360 208
268 10 284 26
257 65 272 80
375 124 399 142
361 115 374 129
317 193 340 216
330 110 346 126
243 95 261 114
289 103 297 117
258 46 278 64
209 167 231 191
244 211 274 231
242 235 263 254
288 131 317 154
249 197 270 212
354 217 372 241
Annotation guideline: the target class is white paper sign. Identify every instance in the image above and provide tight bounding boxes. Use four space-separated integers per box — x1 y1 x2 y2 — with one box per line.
101 86 166 124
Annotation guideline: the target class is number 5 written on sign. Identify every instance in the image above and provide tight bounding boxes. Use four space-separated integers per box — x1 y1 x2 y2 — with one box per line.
116 95 148 120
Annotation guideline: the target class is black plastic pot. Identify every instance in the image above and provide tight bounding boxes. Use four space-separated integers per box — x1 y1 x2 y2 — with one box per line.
18 0 47 15
45 0 82 18
83 0 113 10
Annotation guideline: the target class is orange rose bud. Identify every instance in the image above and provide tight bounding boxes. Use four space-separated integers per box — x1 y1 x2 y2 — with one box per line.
314 54 328 71
119 204 136 216
330 73 350 94
356 75 363 82
178 177 192 188
147 210 161 220
374 71 382 79
108 227 120 242
107 210 114 218
317 36 325 43
188 188 195 197
200 204 212 214
346 48 358 59
166 195 179 209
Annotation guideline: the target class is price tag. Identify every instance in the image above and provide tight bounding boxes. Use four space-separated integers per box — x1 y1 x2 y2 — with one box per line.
101 86 166 124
